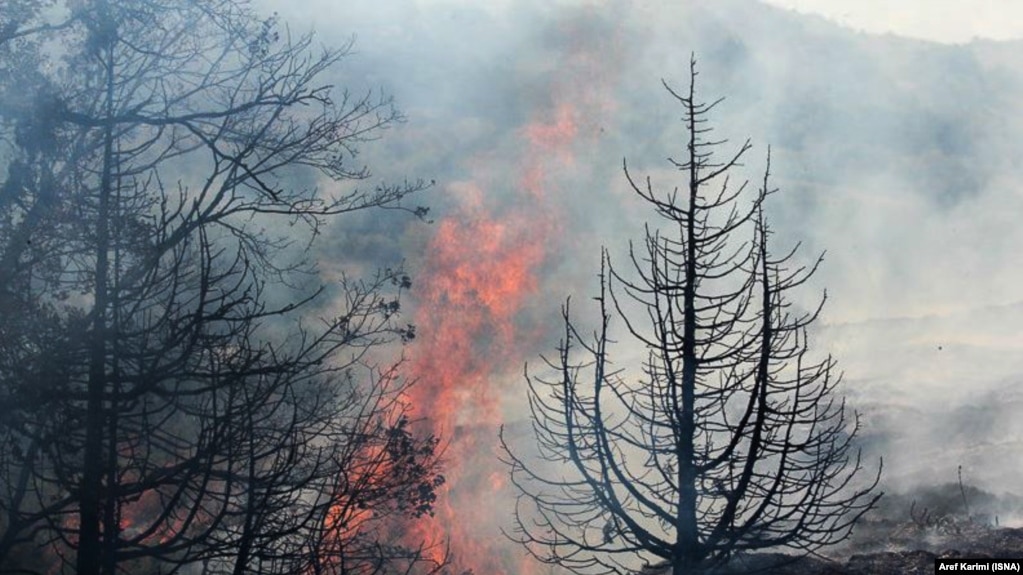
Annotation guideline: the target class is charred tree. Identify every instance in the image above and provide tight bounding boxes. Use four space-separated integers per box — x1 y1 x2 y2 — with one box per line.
0 1 443 574
501 57 881 575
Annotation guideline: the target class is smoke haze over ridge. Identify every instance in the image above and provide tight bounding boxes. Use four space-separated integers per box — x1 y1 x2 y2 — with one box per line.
258 0 1023 557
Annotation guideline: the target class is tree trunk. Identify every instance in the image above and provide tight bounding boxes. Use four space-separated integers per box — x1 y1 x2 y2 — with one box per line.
674 63 701 565
76 36 116 575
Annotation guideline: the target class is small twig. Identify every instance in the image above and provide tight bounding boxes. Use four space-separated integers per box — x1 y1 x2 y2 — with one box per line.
958 465 971 518
910 500 932 527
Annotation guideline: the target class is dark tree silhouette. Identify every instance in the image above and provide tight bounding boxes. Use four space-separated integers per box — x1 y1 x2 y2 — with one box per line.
0 1 444 574
501 57 881 575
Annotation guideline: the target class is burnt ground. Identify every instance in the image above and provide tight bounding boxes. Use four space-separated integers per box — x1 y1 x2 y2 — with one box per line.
641 483 1023 574
736 526 1023 574
717 524 1023 575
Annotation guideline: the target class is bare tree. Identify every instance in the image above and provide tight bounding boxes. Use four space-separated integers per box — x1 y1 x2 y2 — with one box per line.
0 1 442 574
501 57 881 575
0 5 91 564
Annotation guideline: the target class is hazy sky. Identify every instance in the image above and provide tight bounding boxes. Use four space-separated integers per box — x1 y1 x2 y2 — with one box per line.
765 0 1023 43
266 0 1023 43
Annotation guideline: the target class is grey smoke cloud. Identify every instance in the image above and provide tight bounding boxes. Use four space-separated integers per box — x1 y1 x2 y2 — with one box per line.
261 0 1023 542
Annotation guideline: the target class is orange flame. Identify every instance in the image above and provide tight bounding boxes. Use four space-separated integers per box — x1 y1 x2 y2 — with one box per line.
406 181 549 572
404 121 579 574
406 8 621 574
